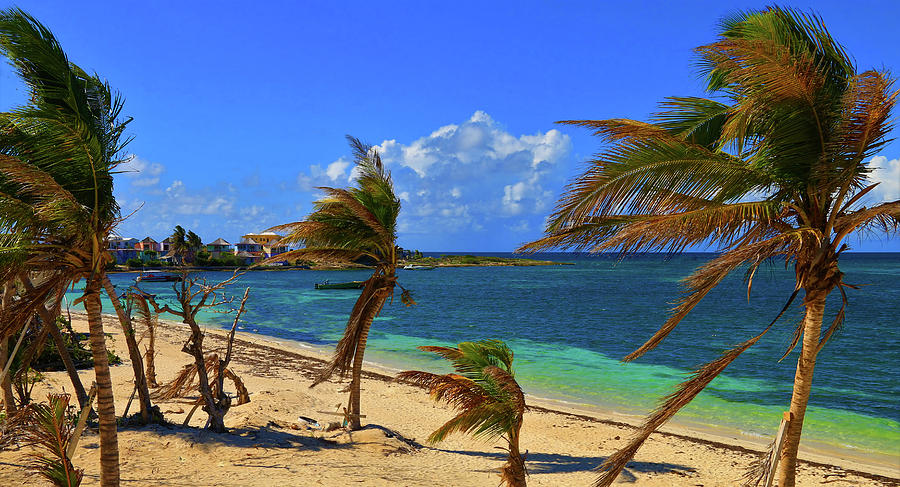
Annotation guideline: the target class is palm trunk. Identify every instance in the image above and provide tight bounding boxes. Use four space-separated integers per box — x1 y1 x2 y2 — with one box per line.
0 338 15 414
776 288 826 487
347 286 391 430
102 277 151 423
347 318 373 431
502 426 527 487
84 278 120 487
144 313 158 388
1 284 15 414
44 308 89 408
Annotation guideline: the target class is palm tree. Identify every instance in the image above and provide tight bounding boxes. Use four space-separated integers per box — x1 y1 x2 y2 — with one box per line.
169 225 188 265
186 230 202 264
0 8 132 486
397 340 526 487
520 7 897 487
269 135 412 430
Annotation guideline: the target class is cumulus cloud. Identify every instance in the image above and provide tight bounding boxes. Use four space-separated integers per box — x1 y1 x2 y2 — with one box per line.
867 155 900 202
370 111 571 237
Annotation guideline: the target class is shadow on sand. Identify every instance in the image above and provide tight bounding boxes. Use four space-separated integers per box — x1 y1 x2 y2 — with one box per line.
434 448 696 482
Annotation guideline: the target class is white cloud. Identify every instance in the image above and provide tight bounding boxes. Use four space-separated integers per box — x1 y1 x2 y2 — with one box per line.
326 158 351 181
121 155 165 187
868 156 900 202
293 111 572 243
374 111 571 235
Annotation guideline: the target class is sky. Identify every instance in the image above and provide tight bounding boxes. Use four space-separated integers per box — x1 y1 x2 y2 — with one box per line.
1 1 898 252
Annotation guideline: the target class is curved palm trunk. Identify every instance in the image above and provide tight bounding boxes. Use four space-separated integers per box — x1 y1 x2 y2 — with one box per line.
46 317 89 408
347 285 391 430
84 278 120 487
776 288 826 487
502 425 527 487
102 277 152 423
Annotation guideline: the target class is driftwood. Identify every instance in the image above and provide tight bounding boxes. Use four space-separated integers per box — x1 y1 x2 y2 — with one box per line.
139 272 250 432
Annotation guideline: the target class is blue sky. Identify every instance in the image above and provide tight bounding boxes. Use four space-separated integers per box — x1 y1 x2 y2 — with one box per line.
1 1 898 251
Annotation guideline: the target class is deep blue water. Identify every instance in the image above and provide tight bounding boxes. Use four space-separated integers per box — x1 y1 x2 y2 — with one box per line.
90 252 900 455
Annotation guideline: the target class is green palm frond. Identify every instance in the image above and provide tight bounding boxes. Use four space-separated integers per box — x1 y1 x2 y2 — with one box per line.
398 340 524 445
267 135 399 266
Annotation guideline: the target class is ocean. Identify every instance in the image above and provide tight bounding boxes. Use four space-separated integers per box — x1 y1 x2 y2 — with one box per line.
92 252 899 461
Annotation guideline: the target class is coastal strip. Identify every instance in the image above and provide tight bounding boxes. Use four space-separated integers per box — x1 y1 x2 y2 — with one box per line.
2 312 896 486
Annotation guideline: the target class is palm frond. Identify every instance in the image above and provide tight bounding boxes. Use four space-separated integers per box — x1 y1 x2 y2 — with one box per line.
625 230 817 361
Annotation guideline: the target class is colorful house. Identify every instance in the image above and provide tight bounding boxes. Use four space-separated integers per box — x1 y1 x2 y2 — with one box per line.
206 238 233 258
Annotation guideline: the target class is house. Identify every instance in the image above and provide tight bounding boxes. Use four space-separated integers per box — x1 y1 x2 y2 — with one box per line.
135 237 160 263
107 237 140 264
160 237 174 254
134 237 159 252
206 238 233 258
241 231 288 258
235 237 262 254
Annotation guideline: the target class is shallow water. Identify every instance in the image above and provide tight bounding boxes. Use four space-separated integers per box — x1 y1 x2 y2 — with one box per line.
83 252 900 457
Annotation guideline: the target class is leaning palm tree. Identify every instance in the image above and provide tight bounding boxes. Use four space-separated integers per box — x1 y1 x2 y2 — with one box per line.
0 8 132 486
397 340 526 487
520 7 897 487
268 135 412 430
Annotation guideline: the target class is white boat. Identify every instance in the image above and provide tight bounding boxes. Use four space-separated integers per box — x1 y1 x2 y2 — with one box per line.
403 264 435 270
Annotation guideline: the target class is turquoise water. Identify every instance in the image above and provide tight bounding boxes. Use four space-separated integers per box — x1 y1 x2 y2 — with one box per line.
83 253 899 457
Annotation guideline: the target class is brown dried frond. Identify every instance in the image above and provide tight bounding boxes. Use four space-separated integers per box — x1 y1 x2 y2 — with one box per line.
152 354 248 405
624 230 817 361
833 200 900 246
558 119 675 143
311 275 394 386
698 38 824 108
590 201 783 255
595 324 777 487
396 371 488 412
824 71 897 182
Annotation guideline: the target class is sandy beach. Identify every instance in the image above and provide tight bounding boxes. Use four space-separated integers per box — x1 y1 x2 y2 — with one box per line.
1 312 897 486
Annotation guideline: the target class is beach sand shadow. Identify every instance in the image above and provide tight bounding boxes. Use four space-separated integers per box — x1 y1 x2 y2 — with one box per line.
434 448 696 480
118 421 349 451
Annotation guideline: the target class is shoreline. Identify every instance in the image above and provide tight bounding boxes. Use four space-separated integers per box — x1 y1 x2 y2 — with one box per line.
166 313 900 481
3 311 897 486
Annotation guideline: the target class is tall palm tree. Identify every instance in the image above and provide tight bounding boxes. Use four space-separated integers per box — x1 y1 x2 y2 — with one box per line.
0 8 132 486
520 7 897 487
398 340 526 486
269 135 411 430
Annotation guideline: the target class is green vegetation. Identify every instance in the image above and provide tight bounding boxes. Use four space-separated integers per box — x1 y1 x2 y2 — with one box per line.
398 340 526 487
0 7 132 483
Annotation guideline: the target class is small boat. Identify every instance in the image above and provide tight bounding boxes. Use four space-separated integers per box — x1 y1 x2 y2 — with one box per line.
314 280 365 290
136 271 183 283
403 264 435 270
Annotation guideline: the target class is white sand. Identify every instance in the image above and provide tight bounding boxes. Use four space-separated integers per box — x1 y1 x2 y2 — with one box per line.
1 312 897 486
